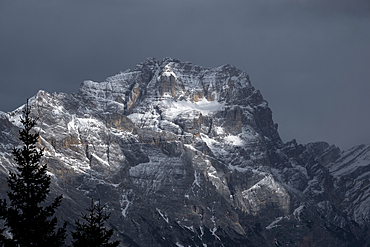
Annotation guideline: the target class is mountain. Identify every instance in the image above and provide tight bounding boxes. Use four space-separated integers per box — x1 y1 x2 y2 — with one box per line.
0 57 369 246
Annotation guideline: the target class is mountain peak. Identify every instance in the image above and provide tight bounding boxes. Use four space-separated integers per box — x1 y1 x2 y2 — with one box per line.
1 58 369 246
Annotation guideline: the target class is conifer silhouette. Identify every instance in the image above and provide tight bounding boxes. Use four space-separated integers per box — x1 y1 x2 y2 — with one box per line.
0 100 67 246
71 199 119 247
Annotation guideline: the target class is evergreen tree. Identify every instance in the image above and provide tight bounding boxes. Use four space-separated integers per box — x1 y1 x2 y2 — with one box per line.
71 199 120 247
0 100 67 246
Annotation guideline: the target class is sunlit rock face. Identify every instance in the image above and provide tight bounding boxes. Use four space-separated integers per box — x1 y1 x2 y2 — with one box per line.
0 58 369 246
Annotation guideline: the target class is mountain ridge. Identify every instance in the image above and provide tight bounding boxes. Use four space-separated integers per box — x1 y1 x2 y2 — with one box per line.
0 57 369 246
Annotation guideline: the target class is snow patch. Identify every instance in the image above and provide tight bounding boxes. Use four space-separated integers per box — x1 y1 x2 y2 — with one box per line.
193 170 201 187
266 216 283 229
201 134 228 156
162 63 178 79
210 215 221 241
214 126 224 135
224 135 245 146
293 205 305 221
162 98 224 121
91 153 110 167
329 145 370 177
156 208 169 223
120 192 133 217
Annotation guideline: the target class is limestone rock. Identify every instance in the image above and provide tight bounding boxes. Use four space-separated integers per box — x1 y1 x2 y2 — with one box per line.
0 58 369 246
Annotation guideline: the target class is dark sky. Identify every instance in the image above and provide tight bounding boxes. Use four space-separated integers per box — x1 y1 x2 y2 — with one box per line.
1 0 369 150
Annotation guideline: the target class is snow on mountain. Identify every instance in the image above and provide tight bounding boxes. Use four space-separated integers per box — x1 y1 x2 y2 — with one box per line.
0 58 369 246
326 144 370 224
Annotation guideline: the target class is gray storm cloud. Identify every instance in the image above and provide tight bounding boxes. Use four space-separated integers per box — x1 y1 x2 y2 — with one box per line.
0 0 369 150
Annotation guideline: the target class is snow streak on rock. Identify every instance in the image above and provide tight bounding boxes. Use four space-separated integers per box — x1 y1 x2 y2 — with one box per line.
0 58 369 246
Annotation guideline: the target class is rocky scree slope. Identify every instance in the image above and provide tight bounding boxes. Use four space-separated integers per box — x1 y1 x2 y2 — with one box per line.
0 58 369 246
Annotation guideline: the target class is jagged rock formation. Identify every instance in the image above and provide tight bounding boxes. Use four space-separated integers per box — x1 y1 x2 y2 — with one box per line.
0 58 369 246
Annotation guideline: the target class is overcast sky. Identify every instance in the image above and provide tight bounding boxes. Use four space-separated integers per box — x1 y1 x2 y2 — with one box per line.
0 0 369 150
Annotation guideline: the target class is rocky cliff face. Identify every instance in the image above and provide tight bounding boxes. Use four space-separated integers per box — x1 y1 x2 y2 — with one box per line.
0 58 369 246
